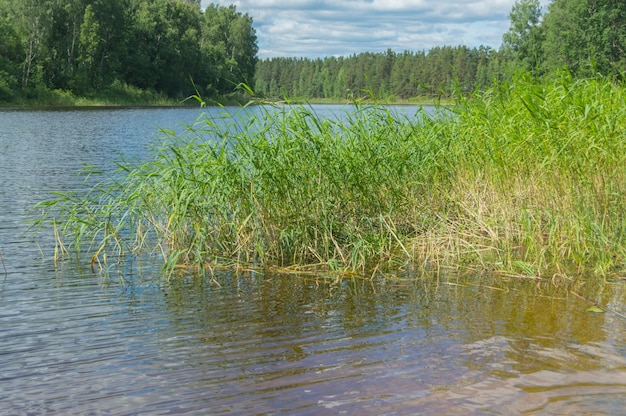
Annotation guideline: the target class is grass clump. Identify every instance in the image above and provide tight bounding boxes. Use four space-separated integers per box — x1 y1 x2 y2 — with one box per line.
38 102 446 276
439 72 626 279
37 73 626 280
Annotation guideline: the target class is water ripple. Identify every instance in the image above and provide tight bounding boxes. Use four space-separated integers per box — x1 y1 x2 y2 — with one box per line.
3 108 626 415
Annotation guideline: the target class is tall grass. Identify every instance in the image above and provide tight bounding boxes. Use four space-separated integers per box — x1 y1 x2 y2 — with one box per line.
37 73 626 280
440 72 626 278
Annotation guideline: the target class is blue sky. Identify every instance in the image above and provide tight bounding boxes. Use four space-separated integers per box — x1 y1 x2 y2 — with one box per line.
202 1 549 59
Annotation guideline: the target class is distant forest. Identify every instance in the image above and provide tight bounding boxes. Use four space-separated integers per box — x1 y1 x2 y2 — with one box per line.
255 46 505 101
1 0 625 104
0 0 257 102
254 0 626 101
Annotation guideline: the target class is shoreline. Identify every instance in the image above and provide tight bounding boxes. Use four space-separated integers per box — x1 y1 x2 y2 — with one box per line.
1 93 452 110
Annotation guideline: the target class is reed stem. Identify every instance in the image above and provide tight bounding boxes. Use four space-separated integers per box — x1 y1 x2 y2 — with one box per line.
36 73 626 280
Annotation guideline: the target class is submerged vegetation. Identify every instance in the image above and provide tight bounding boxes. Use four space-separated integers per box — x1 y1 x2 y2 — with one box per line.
37 74 626 280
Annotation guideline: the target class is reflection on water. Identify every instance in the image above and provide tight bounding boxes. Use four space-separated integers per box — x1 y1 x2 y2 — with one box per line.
3 270 626 415
2 108 626 415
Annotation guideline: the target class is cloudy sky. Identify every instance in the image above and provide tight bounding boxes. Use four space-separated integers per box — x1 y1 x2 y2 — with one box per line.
202 1 549 59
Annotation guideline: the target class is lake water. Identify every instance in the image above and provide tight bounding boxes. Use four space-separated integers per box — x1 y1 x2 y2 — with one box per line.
2 105 626 415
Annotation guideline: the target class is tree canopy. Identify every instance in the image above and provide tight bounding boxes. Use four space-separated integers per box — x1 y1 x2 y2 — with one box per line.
501 0 543 74
2 0 624 104
254 46 506 101
0 0 257 102
255 0 626 102
542 0 626 76
504 0 626 77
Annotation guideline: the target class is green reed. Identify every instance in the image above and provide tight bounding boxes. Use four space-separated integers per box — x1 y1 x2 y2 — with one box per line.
37 73 626 280
439 72 626 278
37 102 444 275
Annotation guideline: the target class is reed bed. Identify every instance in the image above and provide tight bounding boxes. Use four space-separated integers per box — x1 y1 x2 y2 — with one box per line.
37 74 626 280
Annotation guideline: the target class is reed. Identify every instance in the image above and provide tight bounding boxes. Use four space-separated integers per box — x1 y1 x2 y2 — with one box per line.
438 72 626 279
37 74 626 280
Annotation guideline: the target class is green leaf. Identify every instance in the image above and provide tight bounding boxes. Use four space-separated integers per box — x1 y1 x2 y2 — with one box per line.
586 306 604 313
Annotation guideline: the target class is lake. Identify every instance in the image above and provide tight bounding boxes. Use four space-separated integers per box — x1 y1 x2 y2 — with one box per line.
1 105 626 415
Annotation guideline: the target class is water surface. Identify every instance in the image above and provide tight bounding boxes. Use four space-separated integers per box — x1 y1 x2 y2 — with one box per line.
1 106 626 415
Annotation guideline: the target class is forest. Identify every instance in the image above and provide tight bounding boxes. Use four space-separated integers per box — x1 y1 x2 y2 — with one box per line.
255 46 505 101
255 0 626 101
1 0 625 104
0 0 257 103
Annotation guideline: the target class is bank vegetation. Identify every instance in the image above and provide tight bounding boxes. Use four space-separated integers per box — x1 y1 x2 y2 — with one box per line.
36 74 626 281
0 0 257 105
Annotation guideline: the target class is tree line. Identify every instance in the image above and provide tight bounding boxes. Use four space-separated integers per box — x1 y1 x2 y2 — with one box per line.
503 0 626 78
2 0 624 104
254 0 626 101
0 0 257 102
254 46 509 101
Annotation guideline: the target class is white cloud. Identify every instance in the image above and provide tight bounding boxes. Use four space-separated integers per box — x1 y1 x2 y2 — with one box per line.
202 0 550 58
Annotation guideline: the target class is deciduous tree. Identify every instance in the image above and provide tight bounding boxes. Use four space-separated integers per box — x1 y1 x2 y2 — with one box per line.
502 0 544 75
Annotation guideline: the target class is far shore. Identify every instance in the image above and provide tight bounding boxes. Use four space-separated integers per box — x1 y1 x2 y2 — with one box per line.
1 91 452 109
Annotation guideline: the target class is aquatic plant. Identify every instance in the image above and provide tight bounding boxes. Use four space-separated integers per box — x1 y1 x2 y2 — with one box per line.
37 73 626 280
438 72 626 279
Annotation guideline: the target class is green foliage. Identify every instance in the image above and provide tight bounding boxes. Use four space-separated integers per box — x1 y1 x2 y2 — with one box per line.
38 75 626 280
202 4 258 95
0 0 258 103
446 72 626 277
256 0 626 102
0 8 22 99
77 4 100 88
252 0 626 103
535 0 626 77
500 0 626 79
502 0 544 74
255 46 504 102
3 0 624 104
124 0 204 98
39 102 444 275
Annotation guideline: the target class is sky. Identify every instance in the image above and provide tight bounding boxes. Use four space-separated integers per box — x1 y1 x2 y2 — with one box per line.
202 1 549 59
